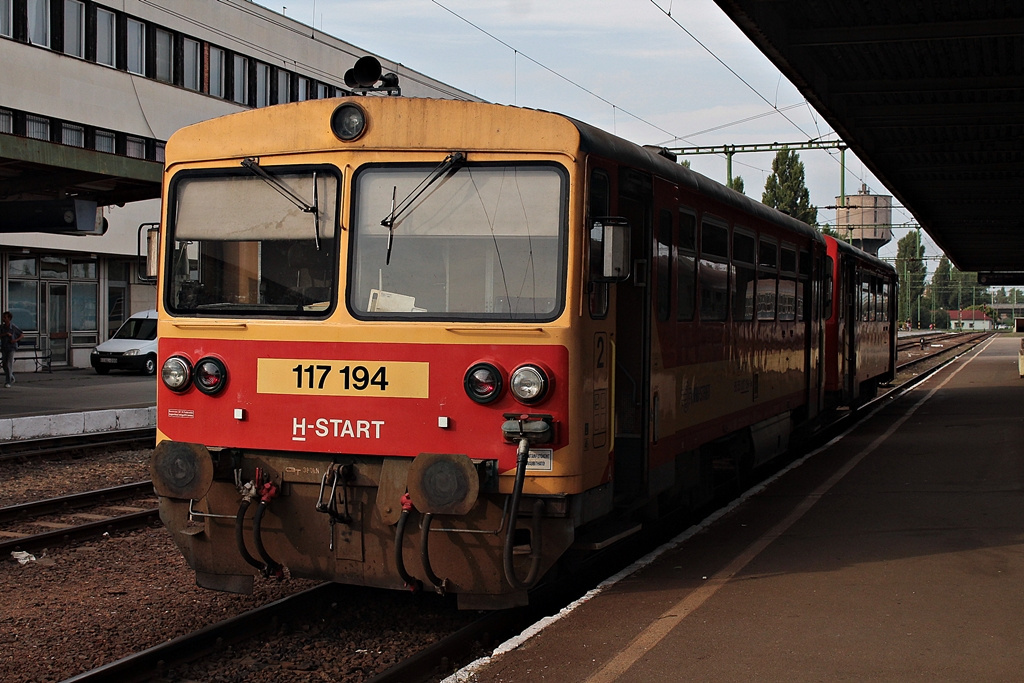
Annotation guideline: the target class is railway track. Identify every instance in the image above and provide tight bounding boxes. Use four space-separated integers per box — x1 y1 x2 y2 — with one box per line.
0 481 158 554
896 330 982 353
0 427 156 463
896 331 989 372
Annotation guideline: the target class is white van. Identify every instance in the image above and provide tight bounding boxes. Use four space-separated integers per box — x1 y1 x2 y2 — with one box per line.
90 310 158 375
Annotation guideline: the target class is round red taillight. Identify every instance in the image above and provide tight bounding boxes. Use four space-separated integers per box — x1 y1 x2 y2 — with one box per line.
464 362 503 404
194 357 227 395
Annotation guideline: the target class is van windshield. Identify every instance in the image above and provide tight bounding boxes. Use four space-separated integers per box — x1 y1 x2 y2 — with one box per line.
114 317 156 341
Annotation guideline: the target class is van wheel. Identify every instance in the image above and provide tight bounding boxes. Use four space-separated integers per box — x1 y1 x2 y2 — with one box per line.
143 355 157 376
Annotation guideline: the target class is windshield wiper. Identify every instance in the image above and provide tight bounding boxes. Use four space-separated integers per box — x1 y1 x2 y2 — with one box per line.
380 152 466 264
241 157 322 250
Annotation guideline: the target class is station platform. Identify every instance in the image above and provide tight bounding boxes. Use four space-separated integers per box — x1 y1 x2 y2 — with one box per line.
0 367 155 441
455 334 1024 682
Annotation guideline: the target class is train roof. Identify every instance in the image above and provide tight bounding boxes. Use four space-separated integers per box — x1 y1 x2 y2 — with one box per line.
825 234 897 275
567 116 824 246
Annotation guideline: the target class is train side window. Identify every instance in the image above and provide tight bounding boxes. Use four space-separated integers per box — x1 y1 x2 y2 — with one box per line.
881 281 890 322
757 237 778 321
798 248 810 322
860 274 871 322
872 276 881 321
656 209 672 321
732 229 756 322
699 218 729 321
779 244 797 321
677 209 696 321
589 169 611 319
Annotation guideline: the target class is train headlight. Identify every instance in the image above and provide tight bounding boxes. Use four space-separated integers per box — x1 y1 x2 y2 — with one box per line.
162 356 193 392
464 362 503 404
194 357 227 395
331 103 367 141
510 364 549 404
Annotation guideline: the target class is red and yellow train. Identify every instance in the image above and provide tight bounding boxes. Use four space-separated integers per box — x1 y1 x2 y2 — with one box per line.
150 95 896 609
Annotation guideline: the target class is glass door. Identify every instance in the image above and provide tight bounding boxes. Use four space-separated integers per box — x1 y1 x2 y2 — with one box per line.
47 283 69 365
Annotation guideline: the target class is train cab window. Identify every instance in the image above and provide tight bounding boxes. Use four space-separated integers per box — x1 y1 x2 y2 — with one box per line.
350 163 567 322
757 237 778 321
166 165 340 317
699 219 729 321
732 230 756 322
589 169 611 319
656 210 672 322
779 244 797 321
677 210 696 321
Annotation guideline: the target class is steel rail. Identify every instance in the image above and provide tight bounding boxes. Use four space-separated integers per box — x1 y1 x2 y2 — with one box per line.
61 583 340 683
0 481 153 524
0 508 159 554
0 427 155 462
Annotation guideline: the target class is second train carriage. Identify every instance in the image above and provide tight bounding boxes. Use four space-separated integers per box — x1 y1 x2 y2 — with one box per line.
149 96 890 609
822 235 898 408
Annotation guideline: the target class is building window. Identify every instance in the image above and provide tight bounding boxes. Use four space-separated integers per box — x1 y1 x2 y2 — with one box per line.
8 280 39 332
126 135 146 159
61 123 85 147
126 18 145 75
1 0 11 38
27 0 50 47
96 8 115 66
154 142 165 163
297 77 309 101
9 256 37 278
232 54 248 104
155 28 173 82
210 47 226 98
255 62 271 107
0 108 12 134
63 0 84 58
95 129 115 153
183 38 200 91
41 255 69 279
71 281 98 342
277 70 291 103
26 114 50 141
317 82 329 99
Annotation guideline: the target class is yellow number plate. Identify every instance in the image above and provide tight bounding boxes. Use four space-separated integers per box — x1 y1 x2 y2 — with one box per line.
257 359 429 398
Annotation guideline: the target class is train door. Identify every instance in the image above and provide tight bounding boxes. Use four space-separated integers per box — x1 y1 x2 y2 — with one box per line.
844 260 858 399
612 167 653 502
802 247 821 418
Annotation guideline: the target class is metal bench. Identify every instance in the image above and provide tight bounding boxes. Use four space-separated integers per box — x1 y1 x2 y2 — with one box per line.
13 339 52 373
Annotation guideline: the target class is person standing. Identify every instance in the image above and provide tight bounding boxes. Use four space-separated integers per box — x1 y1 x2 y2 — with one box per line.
1 311 24 388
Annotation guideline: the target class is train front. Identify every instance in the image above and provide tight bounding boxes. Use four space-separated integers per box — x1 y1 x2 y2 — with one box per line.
150 99 584 609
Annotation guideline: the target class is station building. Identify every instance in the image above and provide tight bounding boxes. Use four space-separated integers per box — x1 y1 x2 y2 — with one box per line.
0 0 476 369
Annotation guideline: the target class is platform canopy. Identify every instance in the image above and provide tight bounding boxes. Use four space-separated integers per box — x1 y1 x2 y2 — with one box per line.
714 1 1024 273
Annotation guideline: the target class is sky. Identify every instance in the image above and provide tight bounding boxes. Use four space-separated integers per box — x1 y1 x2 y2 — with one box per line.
255 0 937 266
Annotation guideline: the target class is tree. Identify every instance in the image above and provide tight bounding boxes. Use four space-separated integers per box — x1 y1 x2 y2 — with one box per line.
727 175 745 195
762 149 817 226
932 255 953 310
819 225 841 238
896 230 925 324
